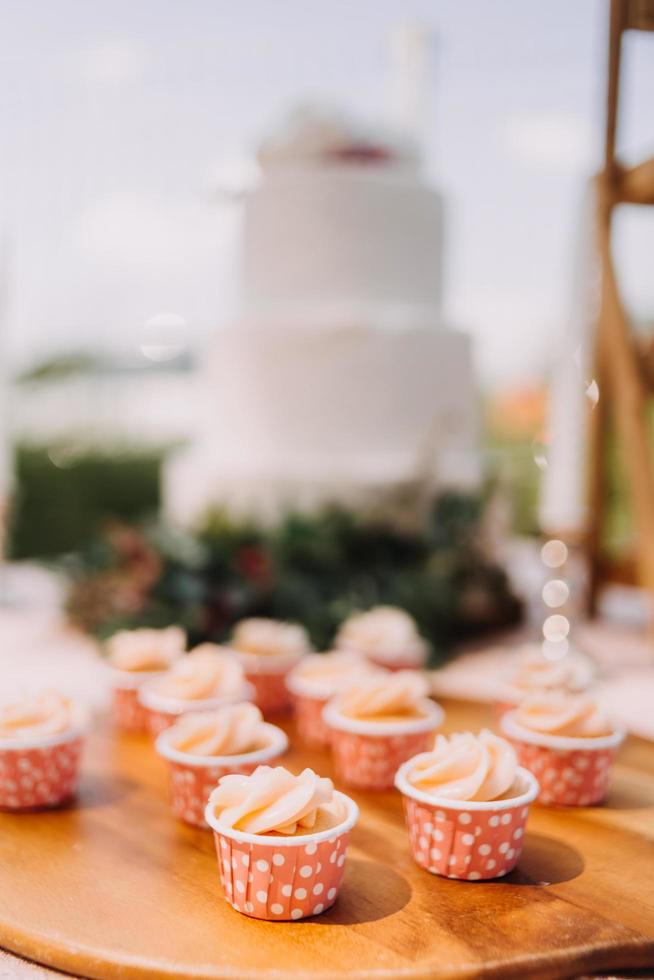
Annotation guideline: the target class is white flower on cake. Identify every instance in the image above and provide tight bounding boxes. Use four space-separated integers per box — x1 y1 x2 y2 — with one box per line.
208 765 344 835
0 691 86 741
406 730 517 802
336 606 428 669
151 645 245 701
168 703 268 757
231 618 311 659
106 626 185 673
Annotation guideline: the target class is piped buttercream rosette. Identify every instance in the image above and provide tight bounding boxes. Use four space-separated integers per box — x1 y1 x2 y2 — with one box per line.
335 606 428 670
406 730 518 803
106 626 186 673
208 765 343 836
168 703 269 757
0 690 86 742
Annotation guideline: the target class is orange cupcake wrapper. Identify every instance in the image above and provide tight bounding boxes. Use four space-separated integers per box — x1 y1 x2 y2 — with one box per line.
330 728 434 791
292 693 331 748
206 793 358 920
508 739 618 806
395 765 539 880
144 706 181 737
111 687 150 733
245 671 293 715
0 735 84 811
494 699 518 722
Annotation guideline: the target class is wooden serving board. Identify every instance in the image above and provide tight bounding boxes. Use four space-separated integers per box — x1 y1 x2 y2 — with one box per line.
1 699 653 980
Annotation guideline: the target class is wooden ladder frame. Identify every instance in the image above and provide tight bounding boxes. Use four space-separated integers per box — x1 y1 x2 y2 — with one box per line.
587 0 654 614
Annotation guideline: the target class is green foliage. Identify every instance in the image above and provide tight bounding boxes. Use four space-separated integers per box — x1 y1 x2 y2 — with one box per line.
65 495 522 665
9 445 163 559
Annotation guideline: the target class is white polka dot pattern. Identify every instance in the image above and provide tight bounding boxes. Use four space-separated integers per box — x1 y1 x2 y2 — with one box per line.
0 736 84 811
292 693 331 748
164 753 284 829
400 794 532 880
145 707 181 738
330 729 435 791
508 740 617 806
243 670 293 715
111 686 151 734
212 828 350 920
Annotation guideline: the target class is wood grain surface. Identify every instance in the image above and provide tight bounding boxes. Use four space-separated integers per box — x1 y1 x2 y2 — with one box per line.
0 698 653 980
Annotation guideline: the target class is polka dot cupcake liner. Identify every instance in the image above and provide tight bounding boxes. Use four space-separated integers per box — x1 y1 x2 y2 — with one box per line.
138 684 255 738
244 671 294 716
494 698 519 722
500 712 625 806
155 724 289 828
0 731 86 811
395 763 539 880
288 692 331 749
111 687 150 733
323 700 444 791
205 791 359 920
109 668 165 734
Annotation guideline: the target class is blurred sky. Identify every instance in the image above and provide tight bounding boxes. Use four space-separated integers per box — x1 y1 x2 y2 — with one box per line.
1 0 654 384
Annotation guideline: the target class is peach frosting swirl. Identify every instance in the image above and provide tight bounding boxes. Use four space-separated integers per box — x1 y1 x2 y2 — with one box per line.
0 691 85 741
287 650 375 699
107 626 185 672
169 703 268 756
337 670 429 720
407 730 518 802
506 645 594 697
335 606 428 666
208 765 343 835
150 645 246 701
231 618 311 659
514 692 613 738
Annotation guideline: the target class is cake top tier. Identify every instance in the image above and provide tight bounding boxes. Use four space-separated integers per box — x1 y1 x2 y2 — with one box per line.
257 104 420 174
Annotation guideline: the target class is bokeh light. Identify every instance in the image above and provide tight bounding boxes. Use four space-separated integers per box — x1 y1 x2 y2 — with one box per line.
542 614 570 642
541 638 570 660
542 579 570 608
585 378 600 409
532 436 549 471
541 539 568 568
140 312 187 362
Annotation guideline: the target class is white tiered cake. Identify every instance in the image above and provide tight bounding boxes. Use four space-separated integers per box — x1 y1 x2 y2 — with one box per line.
165 108 479 526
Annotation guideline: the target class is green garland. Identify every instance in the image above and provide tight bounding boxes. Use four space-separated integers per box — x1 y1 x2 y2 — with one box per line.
64 493 521 666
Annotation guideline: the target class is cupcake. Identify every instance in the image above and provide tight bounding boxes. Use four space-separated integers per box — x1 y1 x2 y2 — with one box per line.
495 644 595 717
139 645 253 736
205 765 358 920
500 692 624 806
156 703 288 828
230 618 312 715
106 626 185 733
0 691 88 811
323 671 443 790
335 606 428 671
395 730 539 880
286 651 377 748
